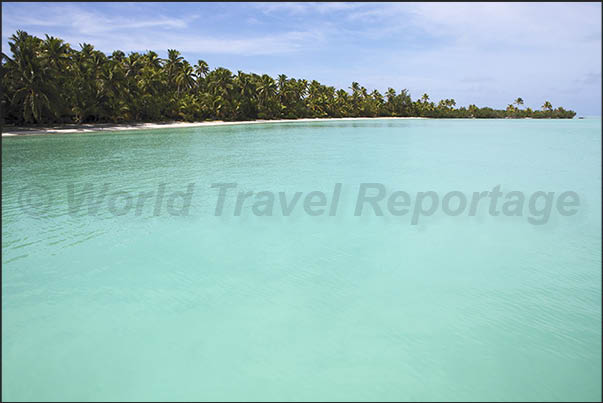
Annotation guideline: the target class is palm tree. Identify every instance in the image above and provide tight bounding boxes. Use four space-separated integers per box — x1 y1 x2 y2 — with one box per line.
194 59 209 79
257 75 276 103
4 31 55 123
123 53 142 78
205 67 234 119
0 30 579 125
165 49 184 87
386 88 396 102
277 74 288 93
176 61 196 94
371 89 384 116
143 51 163 70
384 88 397 116
11 73 52 123
256 74 277 118
42 35 71 70
109 50 125 62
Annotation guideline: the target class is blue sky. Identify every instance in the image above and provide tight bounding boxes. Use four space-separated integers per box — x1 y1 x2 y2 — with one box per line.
2 2 601 115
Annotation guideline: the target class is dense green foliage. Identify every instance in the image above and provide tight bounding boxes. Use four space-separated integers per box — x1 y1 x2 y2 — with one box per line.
1 31 576 125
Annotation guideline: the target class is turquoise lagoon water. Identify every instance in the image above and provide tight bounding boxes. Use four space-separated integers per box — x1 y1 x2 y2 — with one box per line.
2 118 601 401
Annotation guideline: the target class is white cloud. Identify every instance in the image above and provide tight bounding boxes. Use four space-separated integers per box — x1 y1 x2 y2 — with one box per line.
3 28 324 56
2 2 600 113
100 30 325 56
254 2 364 16
4 3 193 34
405 2 601 47
2 3 327 56
317 2 601 112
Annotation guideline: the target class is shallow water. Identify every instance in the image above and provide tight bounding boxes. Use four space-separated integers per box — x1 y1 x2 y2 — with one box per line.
2 118 601 401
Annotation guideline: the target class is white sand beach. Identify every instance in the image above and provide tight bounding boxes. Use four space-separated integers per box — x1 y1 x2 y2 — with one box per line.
1 117 427 137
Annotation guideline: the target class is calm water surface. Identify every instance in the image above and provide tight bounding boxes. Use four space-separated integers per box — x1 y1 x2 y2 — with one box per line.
2 119 601 401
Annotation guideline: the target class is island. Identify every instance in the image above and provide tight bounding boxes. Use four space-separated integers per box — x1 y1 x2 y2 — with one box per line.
1 31 576 128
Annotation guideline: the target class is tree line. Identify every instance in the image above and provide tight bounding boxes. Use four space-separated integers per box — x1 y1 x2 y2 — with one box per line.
1 31 576 125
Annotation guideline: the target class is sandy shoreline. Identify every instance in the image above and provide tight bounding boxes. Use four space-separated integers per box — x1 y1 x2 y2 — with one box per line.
1 117 427 137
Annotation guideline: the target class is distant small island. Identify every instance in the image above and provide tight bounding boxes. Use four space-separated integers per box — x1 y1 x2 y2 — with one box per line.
1 31 576 126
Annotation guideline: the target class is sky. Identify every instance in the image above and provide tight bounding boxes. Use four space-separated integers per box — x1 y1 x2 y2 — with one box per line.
2 2 601 115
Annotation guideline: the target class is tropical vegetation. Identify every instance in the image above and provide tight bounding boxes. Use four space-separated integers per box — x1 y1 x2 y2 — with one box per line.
1 31 576 125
